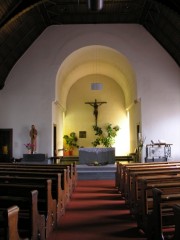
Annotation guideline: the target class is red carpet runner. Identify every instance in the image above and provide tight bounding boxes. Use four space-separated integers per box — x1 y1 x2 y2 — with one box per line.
48 180 147 240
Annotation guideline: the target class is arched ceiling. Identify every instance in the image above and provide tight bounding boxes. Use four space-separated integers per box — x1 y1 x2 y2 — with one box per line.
56 45 136 109
0 0 179 90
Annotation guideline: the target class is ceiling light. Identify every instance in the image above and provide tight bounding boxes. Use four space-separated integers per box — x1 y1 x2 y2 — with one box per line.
88 0 104 11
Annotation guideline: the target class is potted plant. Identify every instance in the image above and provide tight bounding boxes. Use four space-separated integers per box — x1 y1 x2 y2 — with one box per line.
63 132 79 156
92 123 120 147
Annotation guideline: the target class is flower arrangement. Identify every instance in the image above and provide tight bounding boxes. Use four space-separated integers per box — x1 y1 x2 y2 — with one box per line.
24 143 34 150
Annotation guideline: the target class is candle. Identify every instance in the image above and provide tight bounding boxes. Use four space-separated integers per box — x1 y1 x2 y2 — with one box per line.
2 146 8 154
138 133 142 140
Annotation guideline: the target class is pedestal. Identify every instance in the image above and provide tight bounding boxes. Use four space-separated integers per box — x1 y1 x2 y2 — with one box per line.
22 154 47 164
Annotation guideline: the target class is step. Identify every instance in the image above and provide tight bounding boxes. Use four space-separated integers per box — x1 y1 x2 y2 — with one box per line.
77 164 116 180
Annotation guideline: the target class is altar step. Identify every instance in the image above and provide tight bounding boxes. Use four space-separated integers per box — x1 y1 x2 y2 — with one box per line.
76 164 116 180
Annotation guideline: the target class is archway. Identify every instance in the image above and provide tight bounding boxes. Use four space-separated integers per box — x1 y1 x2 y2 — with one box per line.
54 45 139 156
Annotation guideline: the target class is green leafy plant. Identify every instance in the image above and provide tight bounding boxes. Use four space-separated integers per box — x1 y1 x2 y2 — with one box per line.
92 123 120 147
63 132 79 151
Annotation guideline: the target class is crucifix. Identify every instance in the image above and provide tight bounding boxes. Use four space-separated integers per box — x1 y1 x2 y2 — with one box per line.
85 99 107 126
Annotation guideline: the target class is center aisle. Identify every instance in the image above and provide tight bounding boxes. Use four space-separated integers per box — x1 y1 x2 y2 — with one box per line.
47 180 146 240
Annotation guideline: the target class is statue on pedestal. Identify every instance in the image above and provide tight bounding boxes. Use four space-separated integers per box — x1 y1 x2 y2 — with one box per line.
29 125 38 154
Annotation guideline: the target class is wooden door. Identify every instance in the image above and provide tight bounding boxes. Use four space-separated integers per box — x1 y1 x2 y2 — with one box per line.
0 128 13 162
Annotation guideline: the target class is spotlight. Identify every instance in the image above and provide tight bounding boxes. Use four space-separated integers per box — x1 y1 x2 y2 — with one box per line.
88 0 104 11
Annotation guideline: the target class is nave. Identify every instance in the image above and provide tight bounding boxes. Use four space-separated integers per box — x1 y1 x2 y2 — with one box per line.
47 179 146 240
2 161 180 239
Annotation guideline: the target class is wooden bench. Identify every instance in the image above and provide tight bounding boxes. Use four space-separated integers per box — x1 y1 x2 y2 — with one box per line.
0 178 56 239
0 165 71 214
115 157 135 188
0 190 45 239
0 163 75 221
125 168 180 205
115 162 180 239
130 172 180 213
15 162 77 191
173 204 180 240
147 187 180 240
0 205 20 240
0 165 71 205
0 162 76 198
116 161 180 193
30 162 77 192
135 180 180 234
123 165 180 204
0 171 64 225
116 162 167 192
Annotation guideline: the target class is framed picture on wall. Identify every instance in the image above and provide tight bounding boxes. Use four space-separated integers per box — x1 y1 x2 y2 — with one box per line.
79 131 86 138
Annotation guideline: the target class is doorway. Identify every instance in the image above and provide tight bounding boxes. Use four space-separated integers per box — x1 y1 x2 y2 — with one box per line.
53 124 57 156
0 128 13 162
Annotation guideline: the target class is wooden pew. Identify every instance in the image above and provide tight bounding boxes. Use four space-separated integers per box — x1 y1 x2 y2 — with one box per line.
116 161 172 186
0 166 71 205
0 178 56 239
0 171 64 225
115 156 135 188
124 162 180 187
0 190 45 240
135 180 180 234
116 162 180 239
0 205 20 240
116 161 169 193
116 161 180 193
123 165 180 204
130 172 180 213
16 162 77 191
0 162 75 198
30 162 77 193
147 187 180 240
0 165 71 217
15 162 77 189
173 204 180 240
48 160 78 188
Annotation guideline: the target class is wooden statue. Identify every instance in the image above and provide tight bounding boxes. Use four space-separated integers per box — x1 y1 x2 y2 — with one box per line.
29 125 38 154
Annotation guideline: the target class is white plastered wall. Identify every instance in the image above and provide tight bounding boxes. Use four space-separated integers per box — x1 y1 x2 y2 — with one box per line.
0 24 179 160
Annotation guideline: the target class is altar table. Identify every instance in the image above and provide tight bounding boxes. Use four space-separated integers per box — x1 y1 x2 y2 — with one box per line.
79 148 115 164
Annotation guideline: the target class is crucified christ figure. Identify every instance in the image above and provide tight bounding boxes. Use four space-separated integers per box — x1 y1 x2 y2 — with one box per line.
85 99 107 126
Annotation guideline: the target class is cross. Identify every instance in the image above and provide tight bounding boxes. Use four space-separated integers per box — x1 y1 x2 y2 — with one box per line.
85 99 107 126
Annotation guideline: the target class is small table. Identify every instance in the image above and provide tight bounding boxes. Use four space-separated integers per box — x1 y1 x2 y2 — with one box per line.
145 143 172 162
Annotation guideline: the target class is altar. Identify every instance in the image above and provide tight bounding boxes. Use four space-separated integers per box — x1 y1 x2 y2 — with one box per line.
79 147 115 164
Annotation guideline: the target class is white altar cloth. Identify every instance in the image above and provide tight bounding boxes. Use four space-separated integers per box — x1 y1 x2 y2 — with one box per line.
79 147 115 164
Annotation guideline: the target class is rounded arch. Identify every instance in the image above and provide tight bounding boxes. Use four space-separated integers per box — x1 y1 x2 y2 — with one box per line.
55 45 137 109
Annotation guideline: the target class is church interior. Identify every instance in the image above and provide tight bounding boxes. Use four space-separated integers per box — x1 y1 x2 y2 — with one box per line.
0 1 180 239
0 0 179 162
